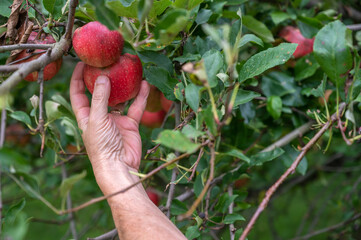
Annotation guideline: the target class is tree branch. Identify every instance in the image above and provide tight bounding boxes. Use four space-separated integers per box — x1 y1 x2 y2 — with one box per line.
0 108 6 235
87 229 117 240
0 43 54 53
228 186 235 240
261 121 313 152
291 212 361 240
239 103 346 240
0 0 78 95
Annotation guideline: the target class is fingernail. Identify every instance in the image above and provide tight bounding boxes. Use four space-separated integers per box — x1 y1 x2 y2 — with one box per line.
96 76 108 84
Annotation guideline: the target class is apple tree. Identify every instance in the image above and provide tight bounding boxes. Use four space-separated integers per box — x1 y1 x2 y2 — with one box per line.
1 0 361 239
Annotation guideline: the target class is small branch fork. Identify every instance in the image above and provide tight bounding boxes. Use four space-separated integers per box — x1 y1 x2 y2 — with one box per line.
239 103 346 240
0 0 78 95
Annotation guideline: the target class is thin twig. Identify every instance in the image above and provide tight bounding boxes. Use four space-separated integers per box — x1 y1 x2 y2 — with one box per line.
239 103 346 240
188 147 204 182
0 43 54 53
178 144 215 221
347 24 361 31
26 1 47 22
291 212 361 240
0 65 20 72
0 108 7 235
165 102 181 218
261 122 313 152
228 186 235 240
61 165 78 240
31 216 72 225
87 229 117 240
37 68 45 157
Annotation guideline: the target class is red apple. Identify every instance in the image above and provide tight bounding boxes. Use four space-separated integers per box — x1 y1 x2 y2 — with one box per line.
15 32 62 82
145 85 162 112
146 189 160 206
140 110 166 128
160 93 173 112
5 124 30 146
83 53 142 106
72 21 124 67
279 26 314 58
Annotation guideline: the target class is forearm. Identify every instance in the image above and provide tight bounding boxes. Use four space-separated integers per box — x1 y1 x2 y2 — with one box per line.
93 162 186 240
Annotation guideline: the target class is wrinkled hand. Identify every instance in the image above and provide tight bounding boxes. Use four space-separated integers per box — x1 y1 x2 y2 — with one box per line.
70 62 149 194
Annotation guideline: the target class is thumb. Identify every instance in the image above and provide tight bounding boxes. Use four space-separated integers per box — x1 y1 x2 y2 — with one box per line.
89 76 110 121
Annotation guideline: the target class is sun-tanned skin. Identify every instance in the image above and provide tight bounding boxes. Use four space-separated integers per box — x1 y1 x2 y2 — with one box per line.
70 62 186 240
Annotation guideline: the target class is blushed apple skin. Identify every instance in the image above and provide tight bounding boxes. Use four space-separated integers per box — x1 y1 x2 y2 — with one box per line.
145 85 163 112
72 21 124 67
15 32 62 82
280 26 314 58
160 93 173 112
146 190 160 206
83 53 142 106
140 110 166 128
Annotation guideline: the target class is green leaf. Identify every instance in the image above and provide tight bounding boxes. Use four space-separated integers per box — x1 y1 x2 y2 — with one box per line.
185 83 201 112
137 0 153 25
238 43 297 83
238 34 264 48
174 82 185 101
149 0 172 19
185 225 201 239
202 105 217 136
106 0 138 18
295 55 320 81
0 0 12 17
270 11 295 25
144 66 178 101
173 0 203 10
4 198 26 225
224 213 245 224
233 89 261 108
310 79 326 98
250 148 285 166
154 9 189 44
181 125 204 139
215 193 238 213
222 145 251 163
203 49 223 88
267 96 282 120
45 100 62 123
10 111 31 126
314 21 353 84
60 170 87 198
43 0 65 18
90 0 119 30
156 130 200 153
119 0 135 7
170 199 188 215
281 146 308 175
166 153 177 170
242 15 274 42
138 51 173 74
261 71 296 97
196 8 212 24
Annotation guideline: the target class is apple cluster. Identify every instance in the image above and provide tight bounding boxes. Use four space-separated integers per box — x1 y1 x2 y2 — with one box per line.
17 32 62 81
72 21 142 107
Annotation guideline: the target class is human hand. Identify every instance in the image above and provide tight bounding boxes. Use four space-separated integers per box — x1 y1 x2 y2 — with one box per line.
69 62 150 194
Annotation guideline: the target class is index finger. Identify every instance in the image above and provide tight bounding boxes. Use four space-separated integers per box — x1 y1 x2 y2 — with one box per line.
70 62 90 131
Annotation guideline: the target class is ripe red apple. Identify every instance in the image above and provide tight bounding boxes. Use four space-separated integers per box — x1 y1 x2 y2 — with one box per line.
146 189 160 206
15 32 62 82
83 53 142 106
72 21 124 67
279 26 314 58
160 93 173 112
145 85 162 112
140 110 166 128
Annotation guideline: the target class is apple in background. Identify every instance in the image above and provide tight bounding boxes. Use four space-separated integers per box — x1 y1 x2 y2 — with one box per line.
83 53 142 106
72 21 124 67
5 124 30 146
15 32 62 82
146 189 160 206
140 110 166 128
279 26 314 58
145 85 162 112
160 93 173 112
